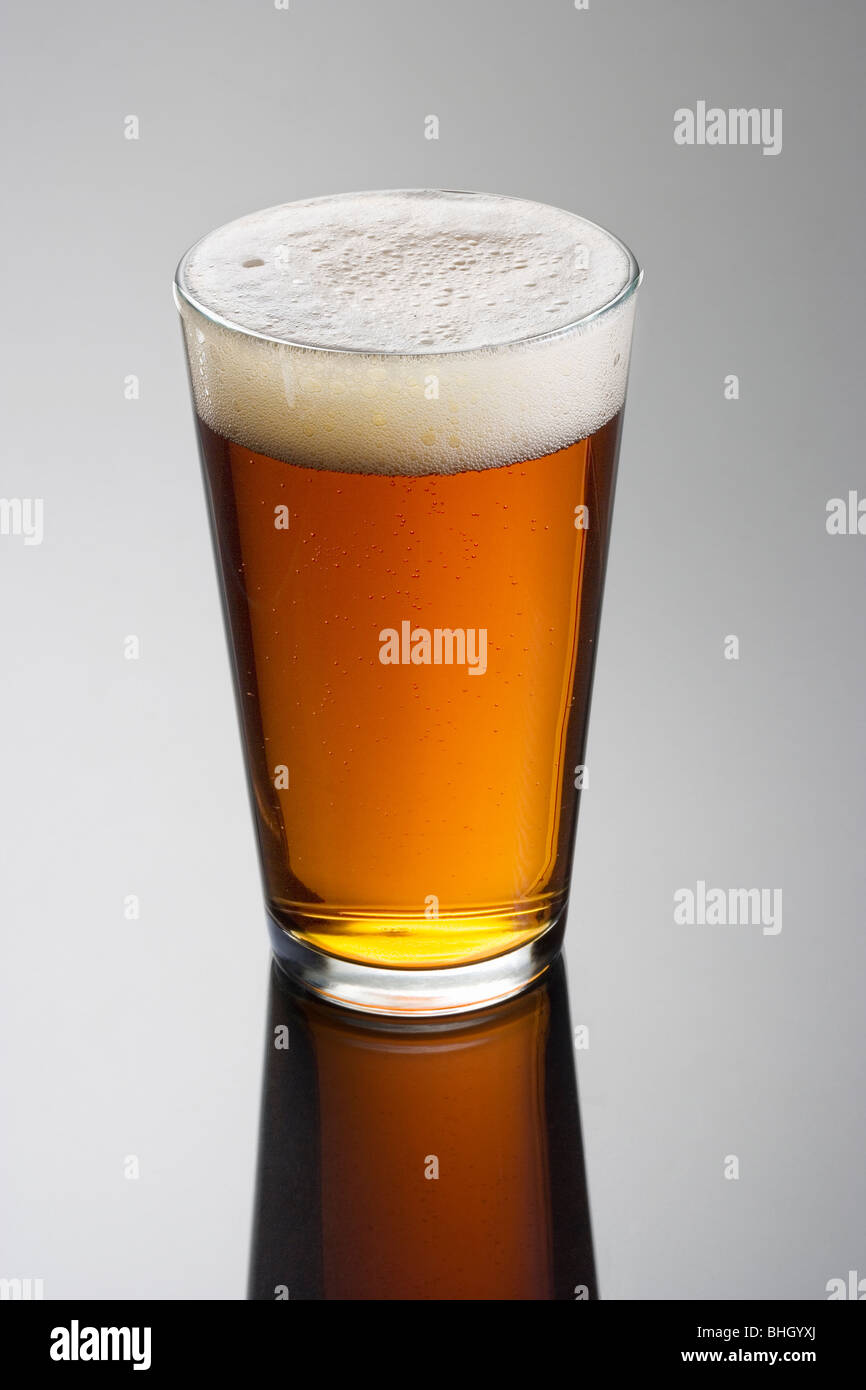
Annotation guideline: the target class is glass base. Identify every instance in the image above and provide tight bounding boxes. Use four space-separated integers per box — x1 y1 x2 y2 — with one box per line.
267 912 566 1017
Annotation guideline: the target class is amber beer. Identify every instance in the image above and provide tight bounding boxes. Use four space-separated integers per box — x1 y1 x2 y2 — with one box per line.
196 414 620 965
175 190 641 1012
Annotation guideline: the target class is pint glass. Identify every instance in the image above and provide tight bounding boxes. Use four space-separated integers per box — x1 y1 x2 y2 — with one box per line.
174 189 641 1013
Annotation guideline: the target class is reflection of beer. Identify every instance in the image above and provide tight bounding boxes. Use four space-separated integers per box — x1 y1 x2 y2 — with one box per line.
249 957 596 1300
176 190 640 998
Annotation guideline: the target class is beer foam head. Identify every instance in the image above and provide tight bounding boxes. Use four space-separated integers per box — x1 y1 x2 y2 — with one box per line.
175 190 640 473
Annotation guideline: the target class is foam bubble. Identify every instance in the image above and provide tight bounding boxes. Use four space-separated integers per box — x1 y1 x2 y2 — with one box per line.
175 190 639 474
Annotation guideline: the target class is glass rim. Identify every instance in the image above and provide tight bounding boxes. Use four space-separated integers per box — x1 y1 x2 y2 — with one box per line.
173 187 643 359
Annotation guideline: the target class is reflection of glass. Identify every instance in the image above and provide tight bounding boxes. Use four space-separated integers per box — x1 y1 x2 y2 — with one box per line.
249 957 596 1300
175 190 641 1014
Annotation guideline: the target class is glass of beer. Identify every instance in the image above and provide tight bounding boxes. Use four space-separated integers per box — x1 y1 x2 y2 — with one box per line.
174 190 641 1014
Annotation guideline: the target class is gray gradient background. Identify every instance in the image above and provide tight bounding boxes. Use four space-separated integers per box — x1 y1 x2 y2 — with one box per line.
1 0 864 1299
